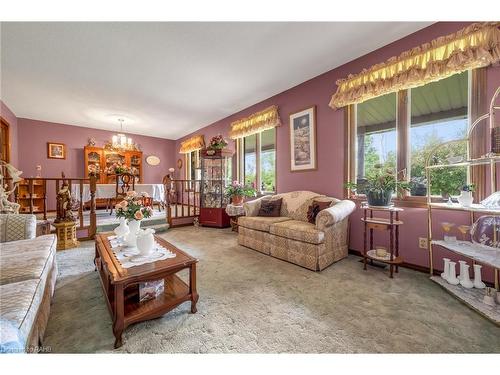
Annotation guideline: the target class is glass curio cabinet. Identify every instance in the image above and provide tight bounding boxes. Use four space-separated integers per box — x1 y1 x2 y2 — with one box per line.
199 149 233 227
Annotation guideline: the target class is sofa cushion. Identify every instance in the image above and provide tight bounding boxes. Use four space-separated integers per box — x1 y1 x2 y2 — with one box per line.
257 198 283 217
0 318 26 353
0 214 37 243
0 278 44 346
275 191 326 222
238 216 291 232
270 220 325 245
0 235 56 286
306 200 333 223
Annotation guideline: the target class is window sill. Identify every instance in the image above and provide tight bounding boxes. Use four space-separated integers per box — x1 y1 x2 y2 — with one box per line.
347 195 429 209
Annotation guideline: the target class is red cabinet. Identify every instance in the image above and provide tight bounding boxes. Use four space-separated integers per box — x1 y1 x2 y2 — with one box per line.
199 207 231 228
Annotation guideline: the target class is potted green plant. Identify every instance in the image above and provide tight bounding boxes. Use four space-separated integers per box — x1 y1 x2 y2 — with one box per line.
345 164 410 207
225 181 256 205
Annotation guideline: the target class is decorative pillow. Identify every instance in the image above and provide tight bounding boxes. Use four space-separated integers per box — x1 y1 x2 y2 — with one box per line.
258 198 283 217
307 200 332 224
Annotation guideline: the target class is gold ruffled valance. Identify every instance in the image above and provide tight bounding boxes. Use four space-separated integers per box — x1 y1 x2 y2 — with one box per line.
329 22 500 109
179 135 205 154
229 105 281 139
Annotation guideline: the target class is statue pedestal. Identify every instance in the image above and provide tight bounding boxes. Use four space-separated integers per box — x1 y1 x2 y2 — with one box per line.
53 221 79 250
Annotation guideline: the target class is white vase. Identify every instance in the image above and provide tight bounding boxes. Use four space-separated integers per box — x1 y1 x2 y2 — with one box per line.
113 217 129 240
441 258 451 281
136 228 156 256
457 190 473 207
447 262 460 285
124 219 142 247
459 264 473 288
473 264 486 289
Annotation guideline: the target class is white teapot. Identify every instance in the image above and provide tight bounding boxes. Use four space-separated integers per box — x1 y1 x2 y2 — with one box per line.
136 228 156 256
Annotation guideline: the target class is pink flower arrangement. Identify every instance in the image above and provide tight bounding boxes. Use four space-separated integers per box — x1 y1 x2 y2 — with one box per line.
115 190 153 221
87 164 99 176
104 162 131 175
208 134 228 150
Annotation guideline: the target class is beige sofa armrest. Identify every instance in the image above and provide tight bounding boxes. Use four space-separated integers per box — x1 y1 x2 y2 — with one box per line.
243 196 272 217
316 200 355 230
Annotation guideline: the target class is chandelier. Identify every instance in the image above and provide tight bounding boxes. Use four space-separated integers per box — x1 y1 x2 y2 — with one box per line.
111 118 134 151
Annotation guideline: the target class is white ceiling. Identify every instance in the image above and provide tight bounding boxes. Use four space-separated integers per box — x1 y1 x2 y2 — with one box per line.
0 22 432 140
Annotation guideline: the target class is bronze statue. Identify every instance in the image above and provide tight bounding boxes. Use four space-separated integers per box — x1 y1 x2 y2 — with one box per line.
55 179 75 222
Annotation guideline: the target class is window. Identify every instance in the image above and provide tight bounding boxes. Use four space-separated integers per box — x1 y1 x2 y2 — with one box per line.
348 70 474 203
238 128 276 193
185 150 200 181
409 71 468 197
356 92 397 188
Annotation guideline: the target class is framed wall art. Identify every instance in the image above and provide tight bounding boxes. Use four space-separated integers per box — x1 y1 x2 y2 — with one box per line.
289 106 316 172
47 142 66 159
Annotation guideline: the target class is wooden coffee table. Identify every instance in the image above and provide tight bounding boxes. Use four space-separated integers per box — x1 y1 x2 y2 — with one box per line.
94 233 199 348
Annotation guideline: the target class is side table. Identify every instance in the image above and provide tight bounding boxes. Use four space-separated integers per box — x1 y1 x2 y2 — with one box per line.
225 204 245 232
361 203 404 278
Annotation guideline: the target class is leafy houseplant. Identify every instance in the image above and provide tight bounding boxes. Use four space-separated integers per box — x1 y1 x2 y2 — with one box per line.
225 181 256 205
345 164 410 207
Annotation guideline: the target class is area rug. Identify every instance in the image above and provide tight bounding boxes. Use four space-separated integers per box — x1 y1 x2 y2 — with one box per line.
43 226 500 353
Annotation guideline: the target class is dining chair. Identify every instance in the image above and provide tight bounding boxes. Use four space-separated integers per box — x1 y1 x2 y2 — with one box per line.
108 173 135 215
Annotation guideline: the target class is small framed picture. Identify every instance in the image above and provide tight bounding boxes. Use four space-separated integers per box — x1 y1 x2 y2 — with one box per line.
47 142 66 159
289 106 317 172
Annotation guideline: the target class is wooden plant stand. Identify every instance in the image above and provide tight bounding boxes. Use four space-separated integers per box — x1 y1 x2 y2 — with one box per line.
361 203 404 278
94 233 199 348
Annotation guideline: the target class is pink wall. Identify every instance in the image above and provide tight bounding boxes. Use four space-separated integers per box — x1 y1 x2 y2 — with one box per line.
16 118 176 183
175 22 500 278
1 100 19 167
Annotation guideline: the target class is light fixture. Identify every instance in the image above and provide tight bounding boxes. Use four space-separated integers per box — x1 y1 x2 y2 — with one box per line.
111 118 134 150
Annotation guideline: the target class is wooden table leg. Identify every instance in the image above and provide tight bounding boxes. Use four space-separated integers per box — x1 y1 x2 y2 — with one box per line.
389 223 394 279
363 215 367 271
190 263 199 314
113 283 124 348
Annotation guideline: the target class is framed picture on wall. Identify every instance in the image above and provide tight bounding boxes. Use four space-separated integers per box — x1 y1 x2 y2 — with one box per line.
289 106 316 172
47 142 66 159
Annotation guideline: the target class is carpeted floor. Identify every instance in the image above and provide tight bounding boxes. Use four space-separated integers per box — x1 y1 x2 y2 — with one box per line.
43 226 500 353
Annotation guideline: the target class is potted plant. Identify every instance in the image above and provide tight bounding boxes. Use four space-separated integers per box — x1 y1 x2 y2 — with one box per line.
345 164 410 207
457 184 475 207
225 181 256 205
205 135 228 155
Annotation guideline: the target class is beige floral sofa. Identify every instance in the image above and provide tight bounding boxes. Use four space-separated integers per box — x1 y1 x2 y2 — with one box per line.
238 191 355 271
0 214 57 353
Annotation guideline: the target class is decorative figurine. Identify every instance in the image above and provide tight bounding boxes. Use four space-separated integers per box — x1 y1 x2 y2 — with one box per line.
0 161 23 214
88 137 96 146
55 179 75 222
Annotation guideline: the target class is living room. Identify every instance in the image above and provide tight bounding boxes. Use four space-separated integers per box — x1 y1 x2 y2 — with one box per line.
1 1 499 372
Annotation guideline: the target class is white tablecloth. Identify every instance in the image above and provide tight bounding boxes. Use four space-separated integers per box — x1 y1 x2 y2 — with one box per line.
72 184 165 202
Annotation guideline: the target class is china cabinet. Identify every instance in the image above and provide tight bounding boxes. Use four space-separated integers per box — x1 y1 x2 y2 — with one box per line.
199 149 233 227
83 146 143 183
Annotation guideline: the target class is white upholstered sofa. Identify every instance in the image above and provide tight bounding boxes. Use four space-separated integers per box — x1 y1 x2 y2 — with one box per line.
0 214 57 353
238 191 355 271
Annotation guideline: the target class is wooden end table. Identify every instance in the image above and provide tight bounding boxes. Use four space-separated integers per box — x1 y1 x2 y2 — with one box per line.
94 233 199 348
361 203 404 278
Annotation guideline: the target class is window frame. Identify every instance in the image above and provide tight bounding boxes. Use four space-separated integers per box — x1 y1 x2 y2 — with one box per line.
236 127 277 195
345 68 485 208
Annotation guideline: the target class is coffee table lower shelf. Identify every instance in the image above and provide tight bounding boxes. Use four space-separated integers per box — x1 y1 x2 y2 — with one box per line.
430 276 500 326
124 274 191 326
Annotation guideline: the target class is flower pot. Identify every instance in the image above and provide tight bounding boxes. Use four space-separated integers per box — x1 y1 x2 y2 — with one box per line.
232 195 244 205
366 190 392 207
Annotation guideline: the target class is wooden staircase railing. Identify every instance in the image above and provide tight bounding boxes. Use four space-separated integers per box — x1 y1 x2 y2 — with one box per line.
163 176 201 227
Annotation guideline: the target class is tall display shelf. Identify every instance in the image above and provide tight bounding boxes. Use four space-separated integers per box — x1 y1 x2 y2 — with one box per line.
199 149 233 228
83 146 143 184
425 87 500 326
16 178 47 217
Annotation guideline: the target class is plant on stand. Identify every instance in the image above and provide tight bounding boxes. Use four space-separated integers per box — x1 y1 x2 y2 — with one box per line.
345 164 410 207
225 181 256 205
205 134 228 155
115 191 153 247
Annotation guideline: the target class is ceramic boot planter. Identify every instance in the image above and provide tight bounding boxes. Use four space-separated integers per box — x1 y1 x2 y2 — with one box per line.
114 217 129 241
473 264 486 289
447 261 460 285
458 260 467 281
459 264 474 288
457 190 473 207
441 258 451 281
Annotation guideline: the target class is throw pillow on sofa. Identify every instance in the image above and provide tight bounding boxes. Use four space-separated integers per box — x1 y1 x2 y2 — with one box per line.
307 200 332 223
258 198 283 217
